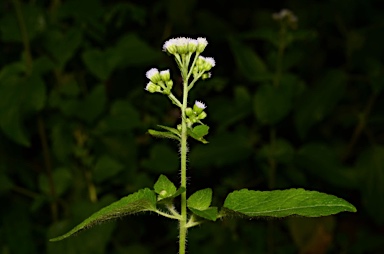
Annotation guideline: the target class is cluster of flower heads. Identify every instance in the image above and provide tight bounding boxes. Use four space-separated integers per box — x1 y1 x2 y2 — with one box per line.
184 100 207 127
163 37 208 55
145 37 213 125
145 68 173 94
272 9 298 29
145 37 216 96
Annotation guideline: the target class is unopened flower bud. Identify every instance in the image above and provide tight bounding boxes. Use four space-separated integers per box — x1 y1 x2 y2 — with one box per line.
185 107 193 117
202 72 212 80
197 111 207 120
145 82 160 93
166 80 173 89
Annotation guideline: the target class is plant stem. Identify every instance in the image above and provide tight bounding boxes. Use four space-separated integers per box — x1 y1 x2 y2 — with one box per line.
179 76 189 254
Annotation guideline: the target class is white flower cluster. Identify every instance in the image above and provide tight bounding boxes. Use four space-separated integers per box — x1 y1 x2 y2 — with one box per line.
163 37 208 55
145 68 173 94
272 9 298 28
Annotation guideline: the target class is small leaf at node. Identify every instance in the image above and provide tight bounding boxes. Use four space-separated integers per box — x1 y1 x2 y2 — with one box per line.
223 188 356 218
49 188 156 242
189 207 218 221
187 188 212 210
192 125 209 138
154 175 177 199
187 126 209 144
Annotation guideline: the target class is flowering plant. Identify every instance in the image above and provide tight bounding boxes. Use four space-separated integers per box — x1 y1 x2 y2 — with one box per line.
50 37 356 254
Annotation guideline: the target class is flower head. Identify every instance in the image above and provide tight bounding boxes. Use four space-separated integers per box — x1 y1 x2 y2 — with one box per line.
196 37 208 53
197 56 216 72
163 37 208 55
145 82 161 93
193 100 206 114
160 69 170 81
195 100 206 110
146 68 161 83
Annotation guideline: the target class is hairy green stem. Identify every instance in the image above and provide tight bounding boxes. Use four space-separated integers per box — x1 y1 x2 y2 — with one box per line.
179 75 189 254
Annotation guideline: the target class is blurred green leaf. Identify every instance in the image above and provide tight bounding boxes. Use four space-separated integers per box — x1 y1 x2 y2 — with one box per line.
294 70 346 138
142 144 179 173
43 28 82 68
258 138 294 164
39 167 72 196
75 84 107 123
190 131 252 168
228 36 268 81
0 67 46 146
0 4 45 42
93 155 124 183
97 100 141 133
223 188 356 218
82 49 116 80
254 83 293 125
296 143 359 189
2 203 37 254
356 146 384 225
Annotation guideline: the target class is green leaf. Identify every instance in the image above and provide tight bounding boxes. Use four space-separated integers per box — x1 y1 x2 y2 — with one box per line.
189 207 218 221
49 188 156 242
154 175 177 199
223 189 356 218
187 188 212 210
157 125 181 137
148 129 180 141
187 125 209 144
192 125 209 138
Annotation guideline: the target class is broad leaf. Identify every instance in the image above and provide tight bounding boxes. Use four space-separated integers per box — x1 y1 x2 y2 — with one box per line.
223 189 356 218
189 207 218 221
187 188 212 210
154 175 177 199
50 188 156 241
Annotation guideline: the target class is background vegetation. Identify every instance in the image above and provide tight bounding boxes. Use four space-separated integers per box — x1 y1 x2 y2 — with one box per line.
1 0 383 253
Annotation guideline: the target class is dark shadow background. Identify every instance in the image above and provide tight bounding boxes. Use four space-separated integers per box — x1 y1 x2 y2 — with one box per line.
1 0 384 253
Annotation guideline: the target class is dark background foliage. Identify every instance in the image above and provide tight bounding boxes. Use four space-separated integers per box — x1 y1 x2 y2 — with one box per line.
1 0 384 253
